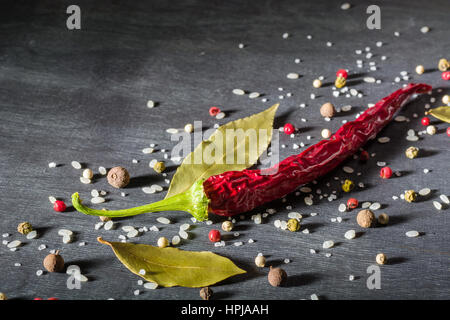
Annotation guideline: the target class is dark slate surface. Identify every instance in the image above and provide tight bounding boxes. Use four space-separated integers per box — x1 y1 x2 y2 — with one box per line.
0 0 449 300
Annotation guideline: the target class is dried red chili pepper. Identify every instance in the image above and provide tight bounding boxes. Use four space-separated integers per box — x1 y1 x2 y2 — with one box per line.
72 83 431 221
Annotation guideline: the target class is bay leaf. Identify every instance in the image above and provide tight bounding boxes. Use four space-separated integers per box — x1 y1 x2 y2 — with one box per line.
425 106 450 123
97 237 246 287
165 104 279 198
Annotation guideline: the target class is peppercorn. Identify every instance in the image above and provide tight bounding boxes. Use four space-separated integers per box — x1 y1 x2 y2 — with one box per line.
268 266 287 287
312 79 322 88
0 292 7 300
221 220 233 232
209 106 220 117
334 76 346 88
287 218 300 232
442 71 450 81
254 255 266 268
404 190 417 203
378 213 389 225
347 198 358 210
438 58 449 72
320 102 336 118
443 95 450 105
184 123 194 133
342 179 354 192
283 123 295 135
82 168 93 179
426 125 436 135
53 200 66 212
359 150 369 162
157 237 169 248
107 166 130 188
447 127 450 137
199 287 213 300
356 209 375 228
336 69 348 79
415 65 425 75
405 146 419 159
43 251 65 273
321 128 332 139
153 161 166 174
380 166 393 179
376 253 387 265
421 117 430 126
17 222 33 235
208 229 221 242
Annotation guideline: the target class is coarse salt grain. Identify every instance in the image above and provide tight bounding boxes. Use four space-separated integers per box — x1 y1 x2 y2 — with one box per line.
322 240 334 249
26 230 38 240
63 235 72 243
142 148 154 154
338 204 346 212
344 230 356 240
48 162 57 168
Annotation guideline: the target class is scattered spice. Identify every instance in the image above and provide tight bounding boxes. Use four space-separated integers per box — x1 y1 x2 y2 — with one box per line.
199 287 213 300
347 198 358 210
268 266 287 287
221 220 233 232
313 79 322 88
377 213 389 225
438 58 449 72
283 123 295 135
53 200 66 212
209 107 220 117
0 292 7 300
208 230 221 243
421 117 430 126
380 167 393 179
404 190 418 203
426 125 436 135
43 251 65 273
405 146 419 159
320 102 336 118
335 76 346 88
107 166 130 188
376 253 387 265
254 255 266 267
415 65 425 75
342 179 355 192
153 161 166 173
157 237 169 248
17 222 33 235
82 168 93 179
356 209 375 228
287 218 300 232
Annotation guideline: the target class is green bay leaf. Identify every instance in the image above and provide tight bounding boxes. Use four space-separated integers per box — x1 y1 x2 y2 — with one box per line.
98 237 246 287
426 106 450 123
165 103 279 198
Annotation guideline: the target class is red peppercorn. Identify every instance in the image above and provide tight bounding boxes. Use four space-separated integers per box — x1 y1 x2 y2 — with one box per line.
447 127 450 137
283 123 295 135
208 229 221 242
53 200 67 212
47 297 59 300
209 106 221 117
442 72 450 81
33 297 43 300
346 198 358 210
336 69 348 79
380 166 393 179
359 150 369 162
421 117 430 126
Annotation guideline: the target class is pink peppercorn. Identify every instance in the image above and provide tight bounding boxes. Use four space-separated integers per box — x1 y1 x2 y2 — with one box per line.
347 198 358 210
380 167 393 179
283 123 295 135
336 69 348 79
447 127 450 137
208 229 221 242
421 117 430 126
209 106 221 116
53 200 67 212
442 72 450 81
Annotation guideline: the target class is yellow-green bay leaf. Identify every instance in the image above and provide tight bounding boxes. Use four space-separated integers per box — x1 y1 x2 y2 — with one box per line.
425 106 450 123
97 237 246 287
165 104 279 198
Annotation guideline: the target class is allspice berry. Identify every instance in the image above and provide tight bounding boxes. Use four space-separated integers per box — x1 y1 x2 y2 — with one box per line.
221 220 233 232
199 287 213 300
17 222 33 235
356 209 376 228
268 266 287 287
0 292 7 300
376 253 387 265
107 166 130 188
43 251 65 273
378 213 389 225
320 102 336 118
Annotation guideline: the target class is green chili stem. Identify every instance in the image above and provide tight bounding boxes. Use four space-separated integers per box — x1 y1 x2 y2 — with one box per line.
71 179 210 221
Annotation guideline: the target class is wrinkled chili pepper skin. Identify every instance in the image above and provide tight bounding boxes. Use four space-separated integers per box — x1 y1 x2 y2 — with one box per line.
204 83 431 216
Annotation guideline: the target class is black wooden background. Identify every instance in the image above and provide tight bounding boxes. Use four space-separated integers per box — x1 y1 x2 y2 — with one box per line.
0 0 449 300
